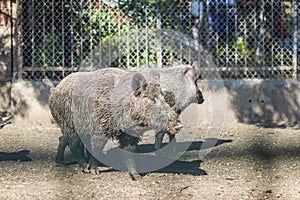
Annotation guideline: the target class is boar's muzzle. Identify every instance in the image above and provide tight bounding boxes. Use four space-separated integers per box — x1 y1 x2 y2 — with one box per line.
196 89 204 104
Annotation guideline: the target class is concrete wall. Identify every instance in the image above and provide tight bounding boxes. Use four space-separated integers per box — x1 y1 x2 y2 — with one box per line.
6 79 300 128
10 80 52 125
0 3 15 119
0 25 13 114
0 49 12 118
0 81 11 112
225 80 300 127
197 80 300 129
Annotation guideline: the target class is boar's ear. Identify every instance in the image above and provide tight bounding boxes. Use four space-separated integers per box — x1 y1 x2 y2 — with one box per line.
149 69 160 81
132 73 147 96
171 59 181 67
183 61 201 82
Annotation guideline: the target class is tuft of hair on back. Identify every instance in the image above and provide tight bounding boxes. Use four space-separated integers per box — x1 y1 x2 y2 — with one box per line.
42 77 55 89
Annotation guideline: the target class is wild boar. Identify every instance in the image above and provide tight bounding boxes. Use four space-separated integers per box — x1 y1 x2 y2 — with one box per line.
135 61 204 150
47 68 182 180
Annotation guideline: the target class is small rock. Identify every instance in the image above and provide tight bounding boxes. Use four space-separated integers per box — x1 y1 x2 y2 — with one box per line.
264 189 272 194
225 177 236 181
152 181 159 185
276 193 282 198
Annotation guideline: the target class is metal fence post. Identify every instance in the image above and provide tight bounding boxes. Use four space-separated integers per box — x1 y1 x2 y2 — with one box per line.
292 0 298 79
156 0 162 68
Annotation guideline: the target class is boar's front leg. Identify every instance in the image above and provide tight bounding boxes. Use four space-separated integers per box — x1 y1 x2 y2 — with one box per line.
155 131 176 150
87 134 108 174
118 133 141 181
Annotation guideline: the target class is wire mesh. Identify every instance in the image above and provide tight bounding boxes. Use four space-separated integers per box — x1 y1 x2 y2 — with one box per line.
19 0 299 81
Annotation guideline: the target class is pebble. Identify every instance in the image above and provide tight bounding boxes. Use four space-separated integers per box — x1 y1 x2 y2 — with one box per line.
152 181 159 185
264 189 272 194
276 193 282 198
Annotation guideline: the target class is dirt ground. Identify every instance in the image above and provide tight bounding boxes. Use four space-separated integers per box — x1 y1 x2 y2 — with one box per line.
0 122 299 200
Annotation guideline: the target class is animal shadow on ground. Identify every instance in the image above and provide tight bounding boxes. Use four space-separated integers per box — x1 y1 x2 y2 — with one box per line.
138 138 233 153
0 150 32 162
152 160 207 176
139 138 232 176
90 138 233 177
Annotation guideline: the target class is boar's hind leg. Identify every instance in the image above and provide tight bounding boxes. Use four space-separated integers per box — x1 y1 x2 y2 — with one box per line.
55 135 68 165
118 133 141 181
68 136 89 171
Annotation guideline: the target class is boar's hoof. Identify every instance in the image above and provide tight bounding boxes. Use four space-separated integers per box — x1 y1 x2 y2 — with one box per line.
86 165 102 175
81 167 91 174
55 160 66 168
81 168 91 174
93 167 102 175
79 162 90 173
129 172 142 181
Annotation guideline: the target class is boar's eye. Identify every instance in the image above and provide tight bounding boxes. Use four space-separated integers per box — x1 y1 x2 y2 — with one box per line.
145 83 160 100
162 90 176 107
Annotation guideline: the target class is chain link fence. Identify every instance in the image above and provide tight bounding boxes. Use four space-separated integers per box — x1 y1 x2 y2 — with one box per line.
18 0 299 81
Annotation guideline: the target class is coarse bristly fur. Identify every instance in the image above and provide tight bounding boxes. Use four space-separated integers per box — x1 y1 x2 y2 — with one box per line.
46 67 181 180
133 60 205 150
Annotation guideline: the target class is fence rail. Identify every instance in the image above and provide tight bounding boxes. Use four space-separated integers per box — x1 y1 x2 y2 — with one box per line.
17 0 299 80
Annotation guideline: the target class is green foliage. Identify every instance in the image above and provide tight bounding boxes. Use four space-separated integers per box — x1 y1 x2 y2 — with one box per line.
32 0 193 69
63 1 163 68
66 2 133 46
33 30 64 68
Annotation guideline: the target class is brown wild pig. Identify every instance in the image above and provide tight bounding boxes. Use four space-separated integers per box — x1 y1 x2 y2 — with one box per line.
135 60 204 150
47 68 182 180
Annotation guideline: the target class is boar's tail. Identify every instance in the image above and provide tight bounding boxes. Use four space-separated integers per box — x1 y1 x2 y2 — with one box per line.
42 77 55 89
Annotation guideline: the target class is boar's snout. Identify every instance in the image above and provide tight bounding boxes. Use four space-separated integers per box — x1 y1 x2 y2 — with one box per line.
174 120 183 130
166 112 183 134
167 120 183 135
196 89 204 104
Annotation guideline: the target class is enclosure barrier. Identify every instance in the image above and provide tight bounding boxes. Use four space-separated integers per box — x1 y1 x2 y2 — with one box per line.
6 0 300 80
1 0 300 127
